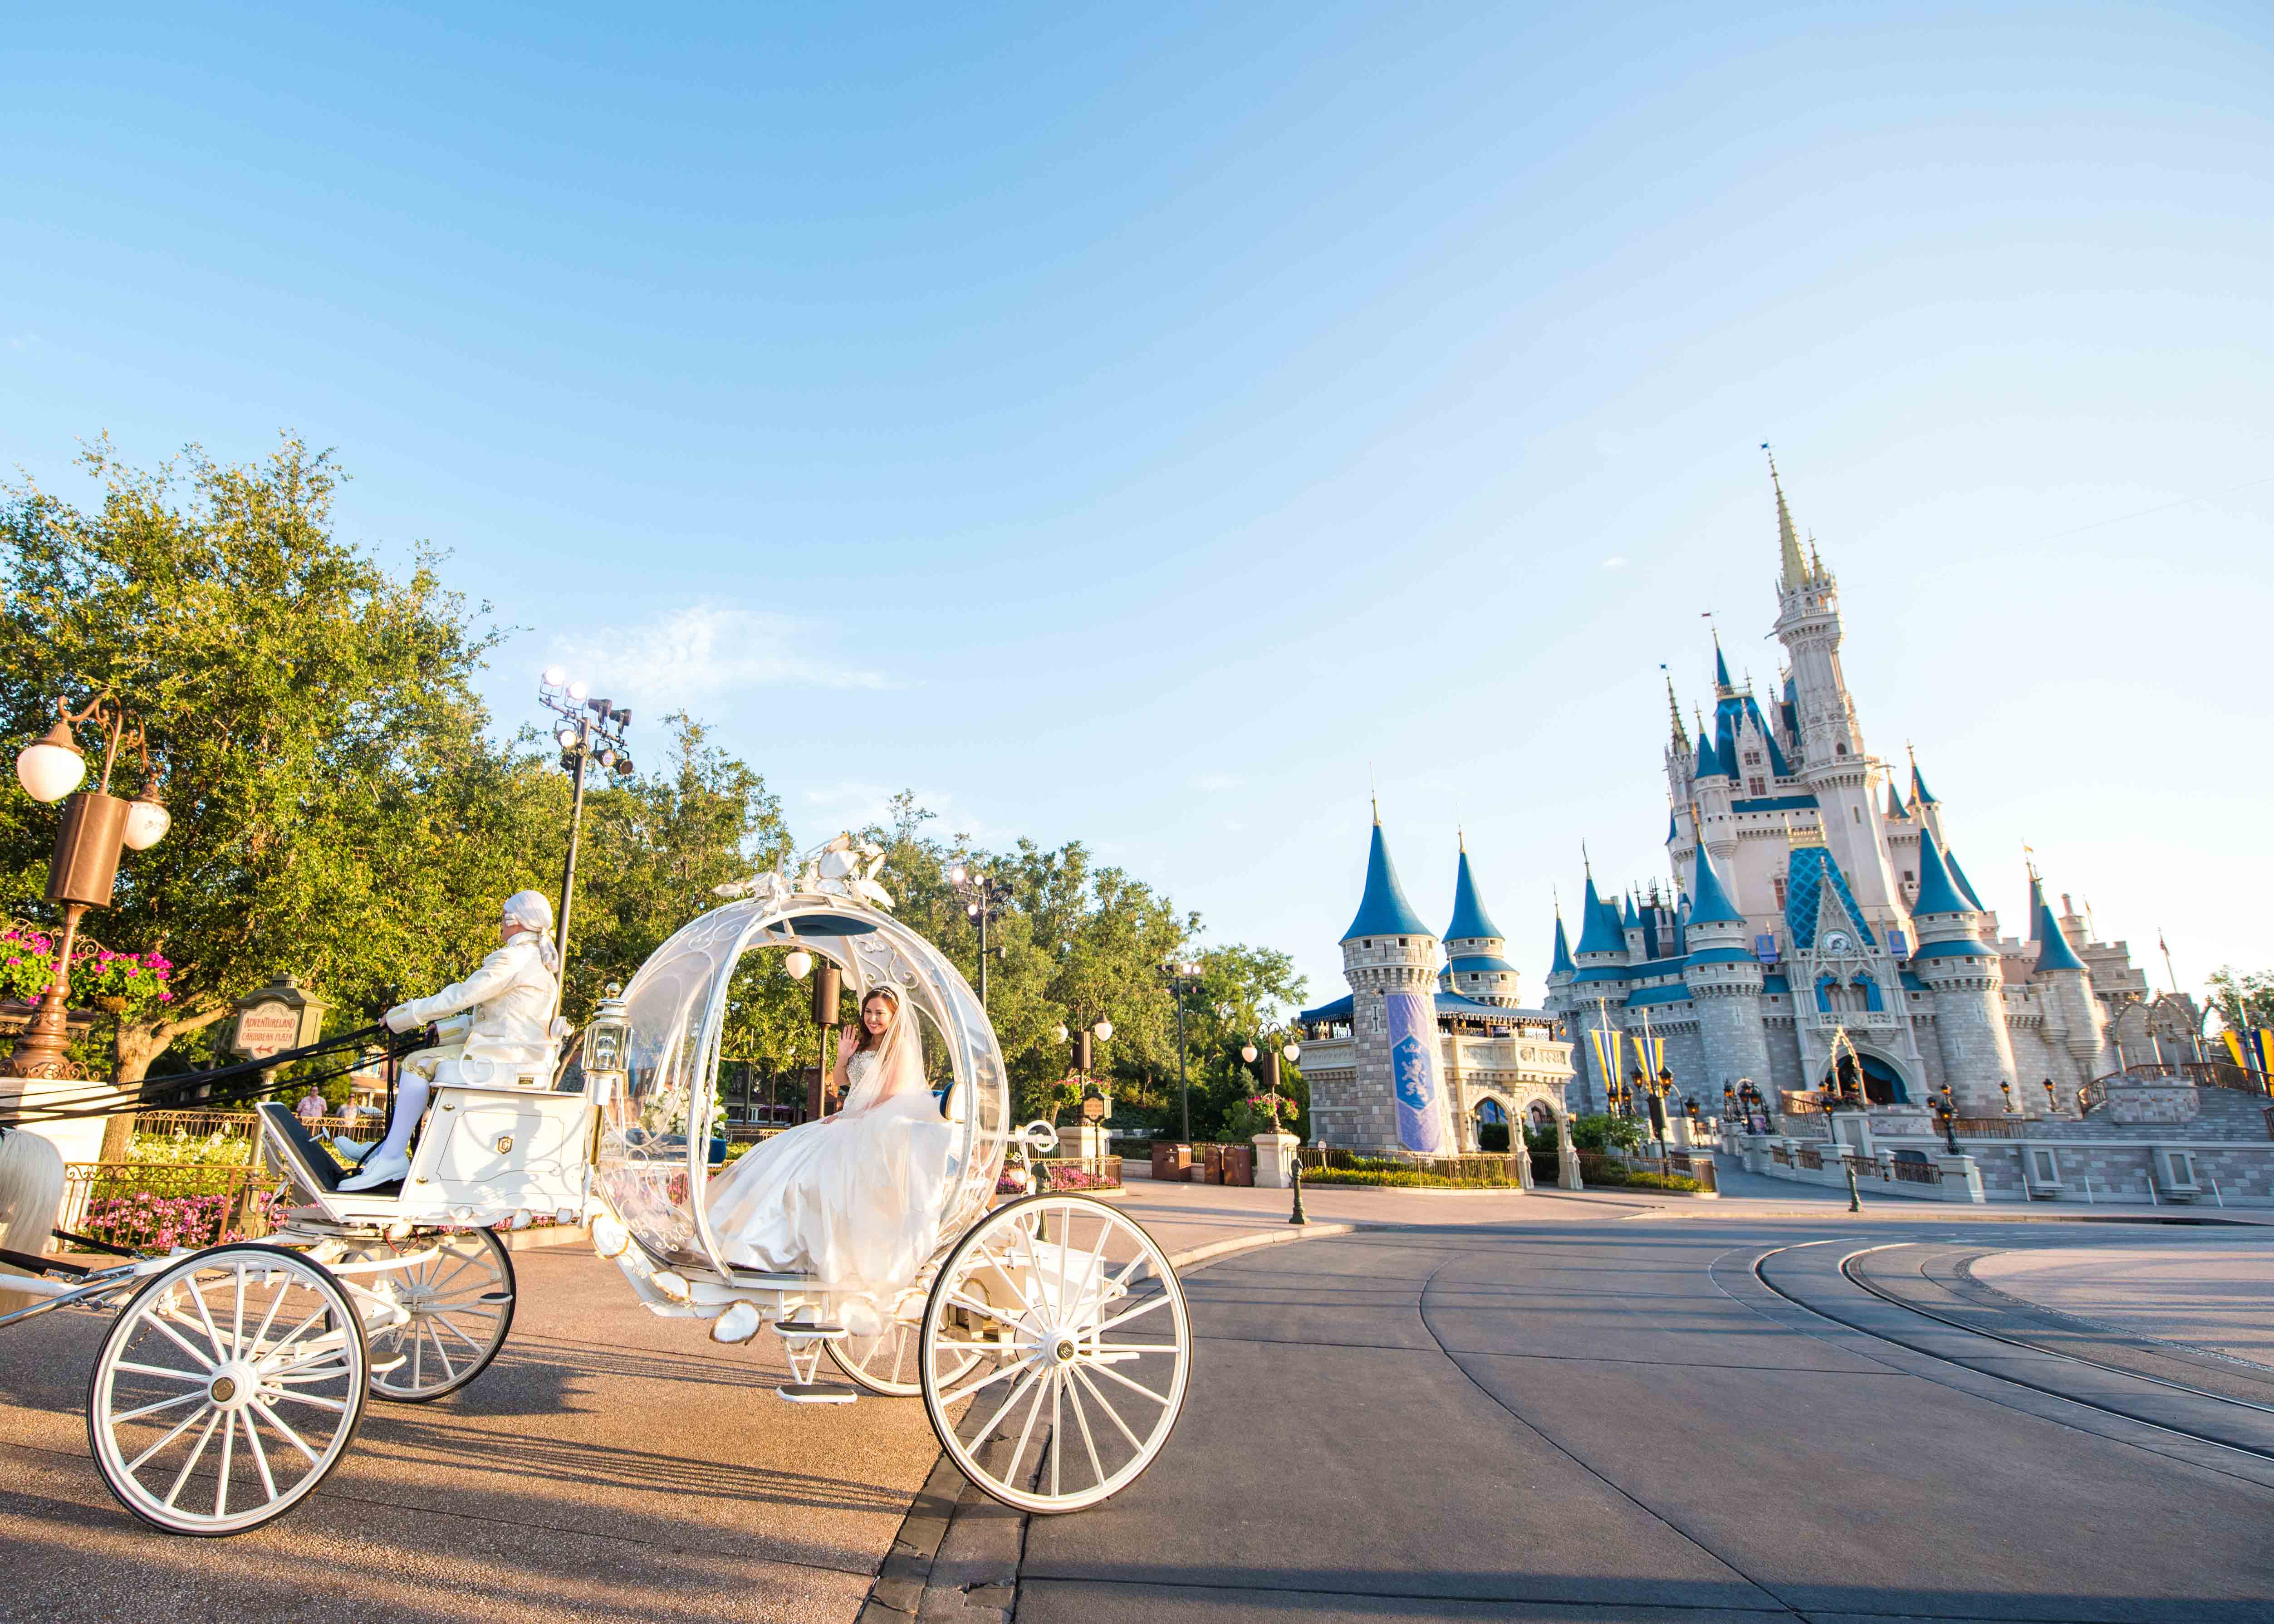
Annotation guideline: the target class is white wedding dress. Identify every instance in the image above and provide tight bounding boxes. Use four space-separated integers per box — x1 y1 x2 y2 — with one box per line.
705 1002 958 1334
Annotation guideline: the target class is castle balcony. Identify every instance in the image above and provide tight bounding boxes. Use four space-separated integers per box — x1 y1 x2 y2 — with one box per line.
1799 1007 1902 1034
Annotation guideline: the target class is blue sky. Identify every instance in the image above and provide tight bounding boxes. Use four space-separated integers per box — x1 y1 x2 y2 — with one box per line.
6 3 2272 1012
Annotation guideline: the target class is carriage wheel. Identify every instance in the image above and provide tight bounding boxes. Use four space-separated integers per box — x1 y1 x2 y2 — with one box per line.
352 1229 516 1403
918 1194 1190 1514
87 1243 368 1536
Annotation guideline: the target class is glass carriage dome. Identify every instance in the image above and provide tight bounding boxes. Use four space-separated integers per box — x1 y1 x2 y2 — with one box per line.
593 890 1010 1275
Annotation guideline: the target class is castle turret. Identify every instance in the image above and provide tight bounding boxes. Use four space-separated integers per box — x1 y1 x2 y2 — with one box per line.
1329 814 1456 1155
1681 844 1773 1096
2031 893 2111 1104
1905 829 2018 1115
1907 747 1946 846
1442 837 1519 1006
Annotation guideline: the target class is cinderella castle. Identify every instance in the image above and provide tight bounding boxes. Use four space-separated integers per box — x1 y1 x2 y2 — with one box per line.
1541 457 2195 1124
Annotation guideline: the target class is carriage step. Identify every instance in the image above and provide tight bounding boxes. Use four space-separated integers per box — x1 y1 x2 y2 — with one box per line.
775 1382 858 1405
769 1322 848 1342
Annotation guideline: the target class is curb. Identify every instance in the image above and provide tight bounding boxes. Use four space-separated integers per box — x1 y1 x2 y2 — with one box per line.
1167 1219 1360 1272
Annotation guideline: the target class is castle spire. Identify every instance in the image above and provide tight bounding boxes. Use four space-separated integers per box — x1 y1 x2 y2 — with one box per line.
1444 845 1505 945
1340 817 1432 942
1687 843 1744 926
1766 443 1808 590
1713 630 1733 694
1907 744 1938 807
1666 672 1689 750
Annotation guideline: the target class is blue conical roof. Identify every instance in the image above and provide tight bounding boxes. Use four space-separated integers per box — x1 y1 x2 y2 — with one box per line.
1549 913 1574 975
1622 893 1640 929
1911 828 1971 917
1714 639 1733 692
2026 871 2046 939
2034 902 2087 973
1910 759 1938 806
1688 845 1744 925
1693 729 1722 778
1574 873 1625 956
1341 819 1434 942
1946 848 1985 911
1444 846 1505 944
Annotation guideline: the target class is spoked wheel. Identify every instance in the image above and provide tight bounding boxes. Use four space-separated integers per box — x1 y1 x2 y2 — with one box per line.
918 1194 1190 1514
87 1243 368 1536
349 1228 516 1402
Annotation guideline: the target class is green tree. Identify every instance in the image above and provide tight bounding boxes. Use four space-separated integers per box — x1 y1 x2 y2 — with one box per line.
0 438 551 1092
2206 967 2274 1036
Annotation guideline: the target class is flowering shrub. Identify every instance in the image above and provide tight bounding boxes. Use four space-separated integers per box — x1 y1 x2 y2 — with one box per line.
1037 1163 1117 1192
79 1187 289 1250
0 925 174 1010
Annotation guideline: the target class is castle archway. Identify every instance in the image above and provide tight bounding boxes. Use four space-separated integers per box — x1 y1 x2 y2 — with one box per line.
1821 1045 1911 1104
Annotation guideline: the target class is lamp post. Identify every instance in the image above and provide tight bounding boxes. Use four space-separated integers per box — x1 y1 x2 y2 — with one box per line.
1157 962 1204 1142
5 695 170 1085
949 864 1014 1009
538 670 633 997
1935 1083 1960 1154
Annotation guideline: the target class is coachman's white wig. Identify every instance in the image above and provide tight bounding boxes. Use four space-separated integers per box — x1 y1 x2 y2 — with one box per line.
503 889 561 972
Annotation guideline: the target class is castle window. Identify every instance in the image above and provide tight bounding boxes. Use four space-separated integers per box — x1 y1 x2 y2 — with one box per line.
1836 743 1848 756
1903 871 1914 882
1853 806 1862 822
1749 778 1766 795
1772 877 1786 907
1744 750 1761 766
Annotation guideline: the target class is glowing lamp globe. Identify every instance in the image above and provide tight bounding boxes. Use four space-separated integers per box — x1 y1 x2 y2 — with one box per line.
1240 1043 1258 1064
1093 1020 1112 1042
784 949 814 980
15 722 85 804
543 665 568 687
1282 1042 1300 1063
947 864 968 885
122 795 171 851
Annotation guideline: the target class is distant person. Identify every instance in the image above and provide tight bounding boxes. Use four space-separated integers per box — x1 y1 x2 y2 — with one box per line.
295 1090 326 1125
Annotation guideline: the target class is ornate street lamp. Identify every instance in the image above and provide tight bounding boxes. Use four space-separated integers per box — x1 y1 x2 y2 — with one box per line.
949 863 1015 1009
5 695 169 1081
1158 960 1203 1142
1934 1083 1960 1154
538 670 633 998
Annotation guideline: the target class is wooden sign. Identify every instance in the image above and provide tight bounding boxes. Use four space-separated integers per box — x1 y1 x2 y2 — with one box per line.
1081 1094 1108 1123
231 1001 302 1060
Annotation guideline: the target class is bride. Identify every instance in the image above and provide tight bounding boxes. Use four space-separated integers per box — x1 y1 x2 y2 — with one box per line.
706 981 958 1331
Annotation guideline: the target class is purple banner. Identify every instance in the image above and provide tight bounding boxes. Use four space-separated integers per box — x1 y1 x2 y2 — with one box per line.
1386 990 1451 1155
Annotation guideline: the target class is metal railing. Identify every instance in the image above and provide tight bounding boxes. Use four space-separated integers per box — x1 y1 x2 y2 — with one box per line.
61 1161 286 1248
1891 1159 1942 1186
1030 1155 1123 1193
2096 1061 2269 1096
1953 1116 2025 1139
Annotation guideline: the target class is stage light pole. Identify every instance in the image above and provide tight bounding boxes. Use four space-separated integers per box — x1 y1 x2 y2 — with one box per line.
538 669 633 1000
1159 960 1203 1142
948 863 1014 1010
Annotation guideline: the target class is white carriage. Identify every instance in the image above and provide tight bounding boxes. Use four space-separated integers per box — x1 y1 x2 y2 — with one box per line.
0 865 1189 1536
585 881 1193 1514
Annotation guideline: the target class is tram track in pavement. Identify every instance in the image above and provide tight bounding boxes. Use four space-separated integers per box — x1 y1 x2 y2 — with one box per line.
1742 1237 2274 1475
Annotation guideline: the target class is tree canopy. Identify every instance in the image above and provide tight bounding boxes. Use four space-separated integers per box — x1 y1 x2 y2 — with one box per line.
0 438 1305 1137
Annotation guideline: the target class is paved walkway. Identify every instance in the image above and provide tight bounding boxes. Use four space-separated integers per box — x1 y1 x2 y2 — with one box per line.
1018 1209 2274 1623
11 1179 2274 1621
1973 1241 2274 1368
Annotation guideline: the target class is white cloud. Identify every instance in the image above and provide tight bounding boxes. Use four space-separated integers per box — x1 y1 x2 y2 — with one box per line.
1190 771 1245 792
547 603 887 710
1600 556 1629 570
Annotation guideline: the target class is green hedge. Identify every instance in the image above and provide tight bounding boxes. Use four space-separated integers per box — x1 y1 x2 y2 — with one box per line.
1303 1168 1521 1189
